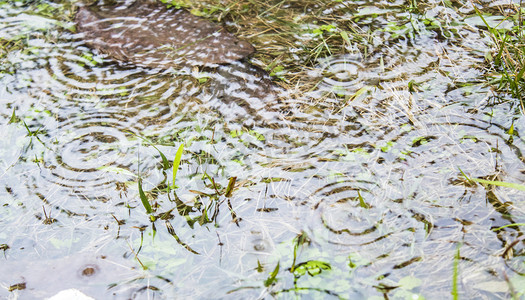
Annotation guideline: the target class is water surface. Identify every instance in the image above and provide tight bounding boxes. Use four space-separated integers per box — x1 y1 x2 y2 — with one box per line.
1 0 524 299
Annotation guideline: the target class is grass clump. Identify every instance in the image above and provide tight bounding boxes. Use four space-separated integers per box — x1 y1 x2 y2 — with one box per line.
179 0 361 90
474 1 525 113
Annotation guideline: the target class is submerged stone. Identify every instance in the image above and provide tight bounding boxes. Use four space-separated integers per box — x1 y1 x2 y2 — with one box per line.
75 0 255 68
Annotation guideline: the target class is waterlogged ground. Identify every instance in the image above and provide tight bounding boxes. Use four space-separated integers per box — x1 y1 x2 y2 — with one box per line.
1 0 525 299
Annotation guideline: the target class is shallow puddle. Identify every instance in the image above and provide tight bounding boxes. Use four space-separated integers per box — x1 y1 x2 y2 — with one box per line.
1 0 524 299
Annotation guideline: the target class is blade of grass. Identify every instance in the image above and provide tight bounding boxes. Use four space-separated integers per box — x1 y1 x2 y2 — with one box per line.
157 149 170 170
459 168 525 191
470 177 525 191
264 262 280 287
492 223 525 231
357 190 370 209
515 65 525 84
452 243 461 300
165 220 200 254
473 5 498 37
151 221 157 240
458 167 476 185
138 178 152 214
8 108 17 124
224 176 237 197
172 144 184 189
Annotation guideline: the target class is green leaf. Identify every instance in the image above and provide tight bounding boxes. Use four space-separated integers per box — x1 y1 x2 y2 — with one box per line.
357 190 370 208
452 243 460 300
138 179 152 214
157 149 170 170
172 144 184 189
492 223 525 231
340 30 351 45
293 260 331 277
256 260 264 272
264 262 280 287
469 177 525 191
224 177 237 198
458 167 475 184
8 108 17 124
151 221 157 240
459 167 525 191
197 76 209 84
515 68 525 85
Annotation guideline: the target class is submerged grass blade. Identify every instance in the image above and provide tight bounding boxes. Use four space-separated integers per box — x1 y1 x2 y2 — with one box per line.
492 223 525 231
458 168 474 184
165 220 200 254
224 176 236 197
172 144 184 189
452 243 461 300
264 262 280 287
138 178 152 214
157 150 170 171
357 190 370 209
8 108 17 124
459 168 525 191
469 177 525 191
515 65 525 84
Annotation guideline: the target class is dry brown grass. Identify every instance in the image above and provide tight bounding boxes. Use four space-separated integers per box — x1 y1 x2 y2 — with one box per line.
176 0 364 90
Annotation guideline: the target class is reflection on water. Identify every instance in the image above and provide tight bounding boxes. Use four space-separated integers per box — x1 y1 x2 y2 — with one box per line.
1 0 524 299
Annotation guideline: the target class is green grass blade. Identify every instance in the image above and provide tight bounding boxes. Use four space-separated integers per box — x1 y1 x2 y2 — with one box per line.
458 167 474 184
515 66 525 85
495 34 508 65
157 150 170 170
224 176 237 197
469 177 525 191
165 220 200 254
357 190 370 209
452 243 460 300
23 121 32 135
492 223 525 231
151 221 157 240
473 6 497 37
264 262 280 287
138 178 152 214
172 144 184 189
8 108 17 124
459 168 525 191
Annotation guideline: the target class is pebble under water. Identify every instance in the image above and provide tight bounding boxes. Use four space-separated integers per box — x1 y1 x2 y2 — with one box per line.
0 0 524 299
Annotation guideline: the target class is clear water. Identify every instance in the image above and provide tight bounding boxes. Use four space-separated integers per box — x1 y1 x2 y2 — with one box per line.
1 0 524 299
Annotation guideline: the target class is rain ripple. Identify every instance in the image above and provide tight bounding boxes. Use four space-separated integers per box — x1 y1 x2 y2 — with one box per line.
39 111 140 202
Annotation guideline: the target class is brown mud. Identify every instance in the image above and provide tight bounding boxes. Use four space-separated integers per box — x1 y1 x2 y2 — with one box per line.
75 0 255 68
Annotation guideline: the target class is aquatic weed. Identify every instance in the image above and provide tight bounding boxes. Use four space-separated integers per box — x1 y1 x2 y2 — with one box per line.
452 243 461 300
459 168 525 191
171 144 184 190
474 2 525 112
